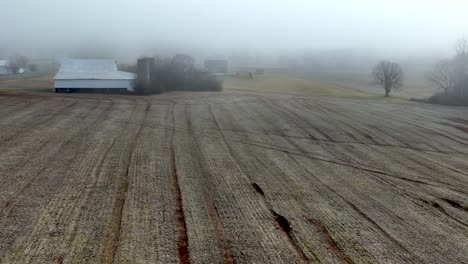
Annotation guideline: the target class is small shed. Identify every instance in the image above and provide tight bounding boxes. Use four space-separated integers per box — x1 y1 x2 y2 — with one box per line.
204 59 228 74
54 59 136 92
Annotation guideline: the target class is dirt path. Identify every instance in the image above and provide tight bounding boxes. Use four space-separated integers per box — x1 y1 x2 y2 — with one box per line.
0 84 467 263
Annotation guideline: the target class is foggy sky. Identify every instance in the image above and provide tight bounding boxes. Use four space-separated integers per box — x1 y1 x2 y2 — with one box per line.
2 0 467 60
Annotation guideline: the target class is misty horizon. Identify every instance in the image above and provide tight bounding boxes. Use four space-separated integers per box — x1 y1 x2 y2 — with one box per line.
2 0 467 65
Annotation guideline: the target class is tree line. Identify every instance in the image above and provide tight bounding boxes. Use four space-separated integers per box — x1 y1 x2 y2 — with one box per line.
6 55 38 74
427 38 468 105
121 54 222 94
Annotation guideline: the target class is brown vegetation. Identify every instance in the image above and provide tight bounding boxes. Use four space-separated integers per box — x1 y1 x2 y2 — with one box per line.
8 55 29 74
427 38 468 105
134 55 223 94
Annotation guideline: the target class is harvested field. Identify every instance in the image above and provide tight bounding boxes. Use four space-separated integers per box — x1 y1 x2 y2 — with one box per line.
0 77 468 263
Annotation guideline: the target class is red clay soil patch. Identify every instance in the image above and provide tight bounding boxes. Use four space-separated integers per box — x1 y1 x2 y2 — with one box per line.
0 91 33 97
51 255 64 264
171 144 190 264
307 218 354 264
271 210 311 262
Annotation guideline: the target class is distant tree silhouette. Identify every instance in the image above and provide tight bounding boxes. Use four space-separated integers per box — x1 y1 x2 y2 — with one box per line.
427 60 456 96
372 61 403 97
9 55 29 74
28 64 38 72
427 38 468 105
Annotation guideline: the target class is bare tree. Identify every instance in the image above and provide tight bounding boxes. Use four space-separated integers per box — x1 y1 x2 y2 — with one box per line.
453 38 468 98
28 64 38 72
372 61 403 97
8 61 21 74
427 60 456 95
428 37 468 105
16 55 28 68
171 54 194 73
9 55 29 74
454 38 467 74
455 38 468 59
132 55 222 94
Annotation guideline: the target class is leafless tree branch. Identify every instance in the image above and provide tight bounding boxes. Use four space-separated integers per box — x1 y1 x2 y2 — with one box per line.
372 61 403 97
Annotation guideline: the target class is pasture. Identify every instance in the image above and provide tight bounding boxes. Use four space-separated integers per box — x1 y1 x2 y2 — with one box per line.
224 70 436 100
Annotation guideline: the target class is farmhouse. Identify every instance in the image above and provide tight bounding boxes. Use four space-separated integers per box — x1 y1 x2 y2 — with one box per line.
54 59 136 92
204 59 228 74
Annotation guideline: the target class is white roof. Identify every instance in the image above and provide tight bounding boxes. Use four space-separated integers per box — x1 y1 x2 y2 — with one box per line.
0 60 9 67
54 59 136 80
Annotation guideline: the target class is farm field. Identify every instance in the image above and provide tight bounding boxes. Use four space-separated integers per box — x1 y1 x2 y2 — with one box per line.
223 73 372 98
224 70 436 100
0 77 468 263
302 71 437 99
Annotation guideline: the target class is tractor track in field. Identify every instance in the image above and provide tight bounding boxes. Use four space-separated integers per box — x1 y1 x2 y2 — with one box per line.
185 105 235 264
169 103 191 264
234 98 424 262
287 154 425 263
208 103 352 263
208 104 307 263
100 103 148 264
1 78 468 263
225 100 466 195
1 96 463 156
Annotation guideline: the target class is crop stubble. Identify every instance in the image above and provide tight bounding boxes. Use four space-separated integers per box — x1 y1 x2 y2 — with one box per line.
0 86 467 263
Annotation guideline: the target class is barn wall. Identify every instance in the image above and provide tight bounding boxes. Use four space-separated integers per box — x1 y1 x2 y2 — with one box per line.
54 79 134 91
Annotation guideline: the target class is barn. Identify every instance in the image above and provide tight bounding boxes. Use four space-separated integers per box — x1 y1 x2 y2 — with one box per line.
54 59 136 92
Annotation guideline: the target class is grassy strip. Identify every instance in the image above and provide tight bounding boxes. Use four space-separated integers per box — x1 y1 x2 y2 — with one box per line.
223 74 409 103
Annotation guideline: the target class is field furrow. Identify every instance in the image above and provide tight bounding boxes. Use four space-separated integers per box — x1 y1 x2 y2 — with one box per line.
0 86 467 263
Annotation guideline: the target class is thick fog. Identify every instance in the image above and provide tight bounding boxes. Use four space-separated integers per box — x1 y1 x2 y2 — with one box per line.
1 0 467 67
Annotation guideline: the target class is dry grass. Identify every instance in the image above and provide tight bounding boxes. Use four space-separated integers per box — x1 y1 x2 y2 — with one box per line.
0 74 53 92
223 73 409 103
224 73 368 97
302 71 437 99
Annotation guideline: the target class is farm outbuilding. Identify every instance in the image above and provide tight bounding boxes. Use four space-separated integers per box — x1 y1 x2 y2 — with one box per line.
54 59 136 92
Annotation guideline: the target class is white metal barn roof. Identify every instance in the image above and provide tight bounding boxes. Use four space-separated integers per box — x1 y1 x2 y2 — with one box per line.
54 59 136 80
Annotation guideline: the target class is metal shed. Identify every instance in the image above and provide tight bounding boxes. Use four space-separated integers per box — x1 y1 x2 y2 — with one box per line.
54 59 136 92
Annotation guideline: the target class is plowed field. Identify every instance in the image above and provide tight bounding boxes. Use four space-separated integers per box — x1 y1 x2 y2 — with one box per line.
1 78 468 263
